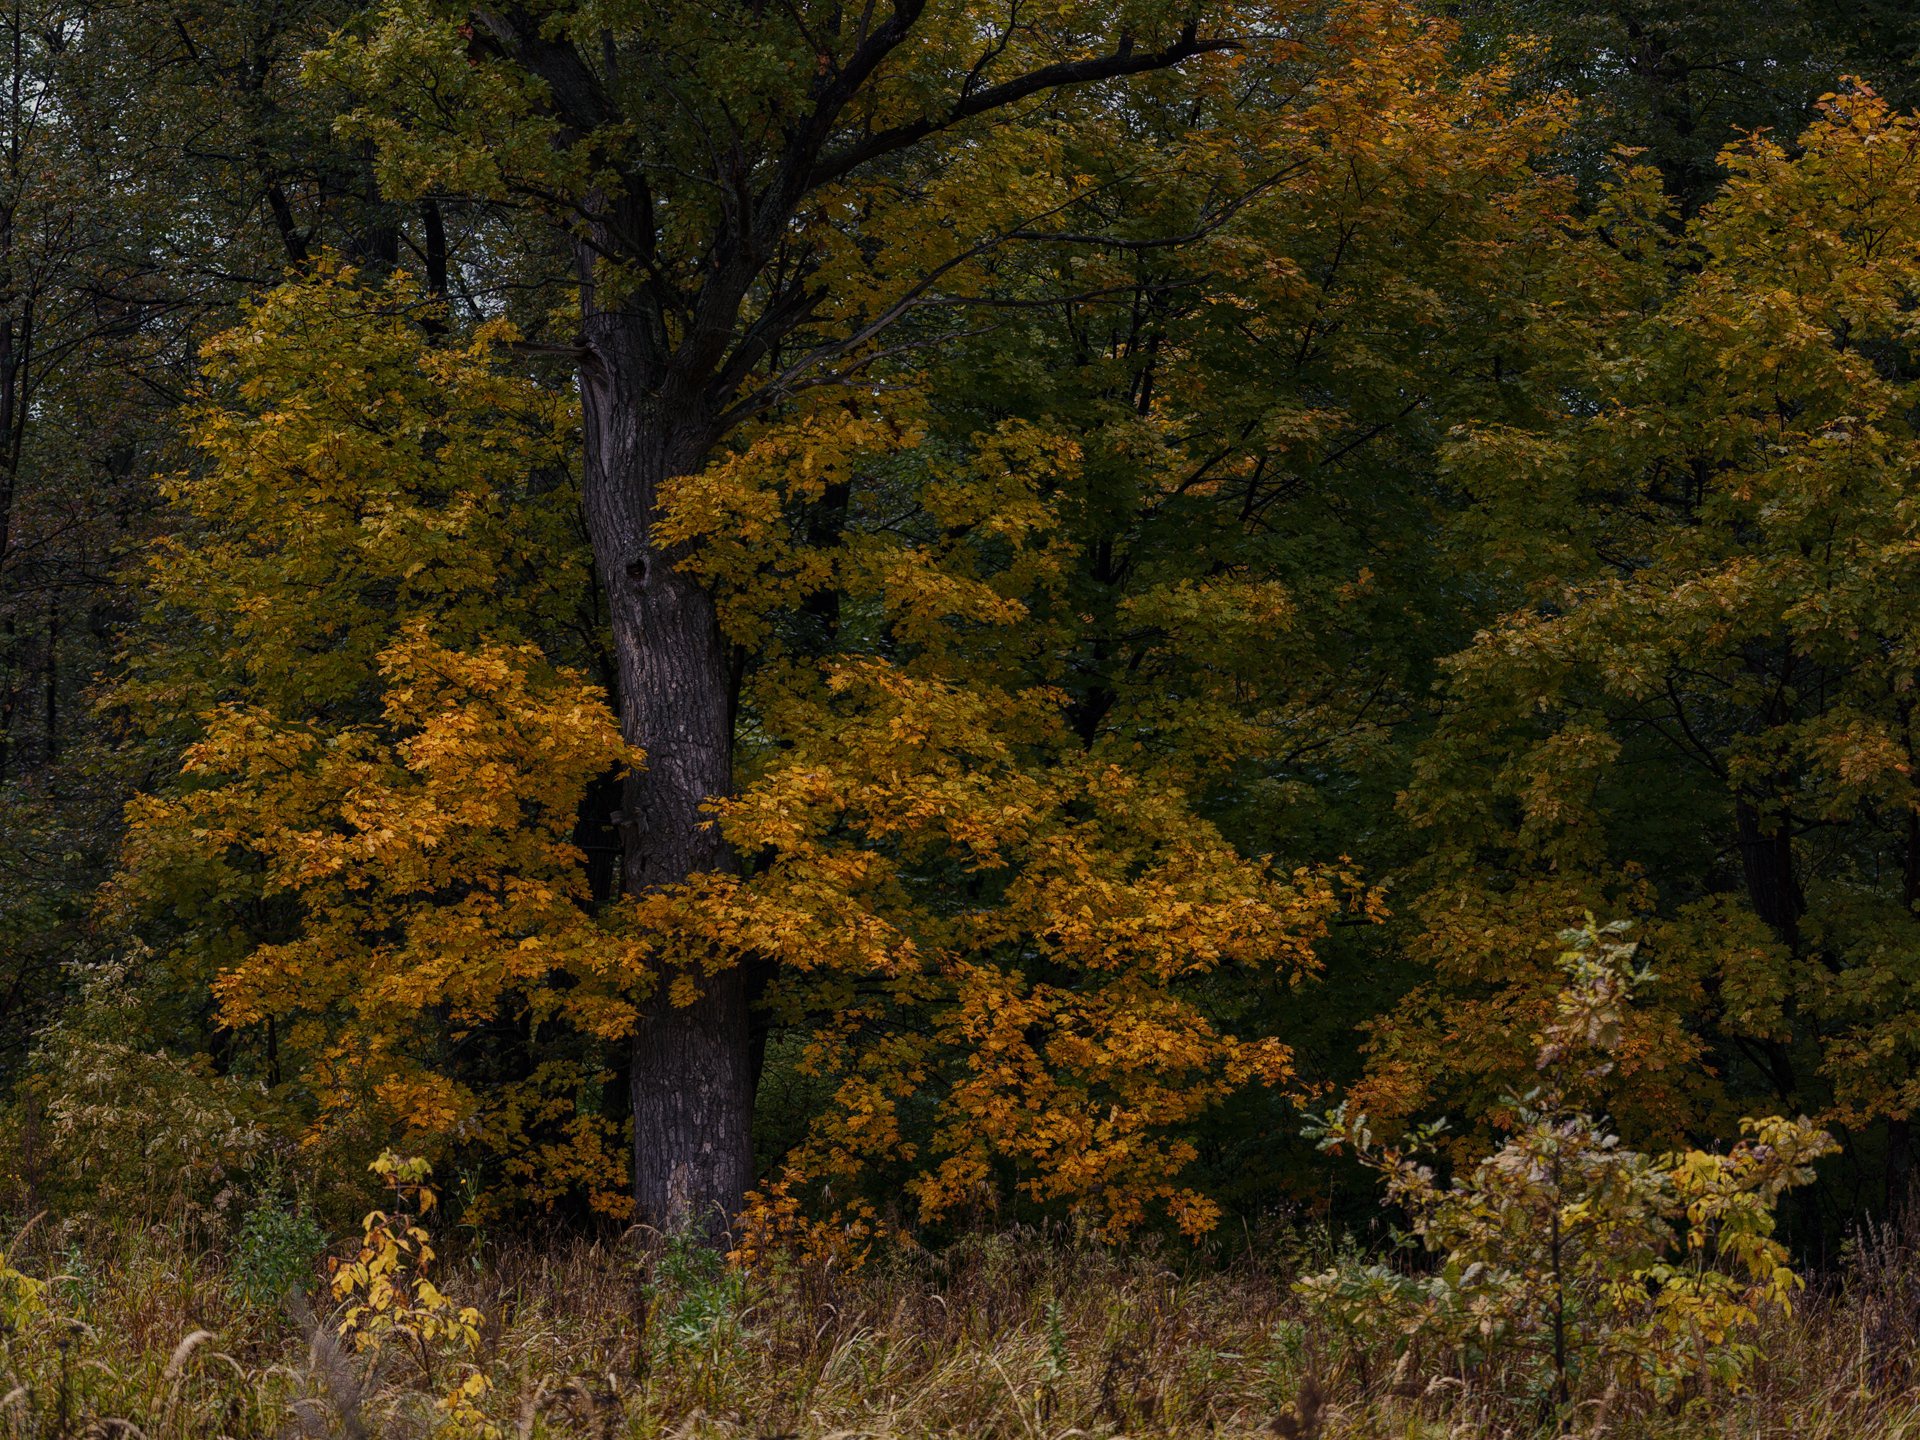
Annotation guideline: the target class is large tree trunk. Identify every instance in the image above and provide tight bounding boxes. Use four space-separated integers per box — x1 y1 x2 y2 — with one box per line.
577 287 754 1236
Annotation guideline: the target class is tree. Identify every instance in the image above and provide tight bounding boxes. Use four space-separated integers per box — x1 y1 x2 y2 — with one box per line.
303 0 1610 1231
1450 0 1920 214
1308 919 1833 1412
0 0 205 1076
0 0 471 1086
1369 87 1920 1206
308 0 1336 1229
112 267 642 1212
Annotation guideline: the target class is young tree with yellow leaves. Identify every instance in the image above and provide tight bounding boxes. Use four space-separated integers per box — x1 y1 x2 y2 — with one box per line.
115 269 643 1212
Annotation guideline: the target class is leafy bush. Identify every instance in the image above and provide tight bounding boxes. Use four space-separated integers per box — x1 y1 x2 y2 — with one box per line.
1 956 280 1228
328 1152 495 1431
0 1249 44 1332
231 1199 326 1305
1301 919 1835 1410
651 1231 747 1360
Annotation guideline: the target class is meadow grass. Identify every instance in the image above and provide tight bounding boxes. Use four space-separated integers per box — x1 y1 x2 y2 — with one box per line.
4 1205 1920 1439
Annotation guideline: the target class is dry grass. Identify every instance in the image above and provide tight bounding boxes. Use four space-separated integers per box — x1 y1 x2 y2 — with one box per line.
3 1211 1920 1439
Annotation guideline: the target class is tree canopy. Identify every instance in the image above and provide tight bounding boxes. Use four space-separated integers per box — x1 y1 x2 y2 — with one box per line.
1 0 1917 1249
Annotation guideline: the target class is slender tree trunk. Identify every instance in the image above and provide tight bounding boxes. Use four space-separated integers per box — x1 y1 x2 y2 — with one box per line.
1889 1117 1912 1214
1893 805 1920 1212
0 612 14 781
41 588 54 762
1730 787 1805 1103
422 199 447 301
576 283 754 1235
1735 793 1803 952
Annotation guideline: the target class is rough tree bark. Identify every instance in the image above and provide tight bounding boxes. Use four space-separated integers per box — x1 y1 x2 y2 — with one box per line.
575 281 753 1233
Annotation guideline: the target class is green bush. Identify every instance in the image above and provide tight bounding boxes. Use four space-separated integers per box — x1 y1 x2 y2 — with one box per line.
230 1199 326 1305
1 956 282 1228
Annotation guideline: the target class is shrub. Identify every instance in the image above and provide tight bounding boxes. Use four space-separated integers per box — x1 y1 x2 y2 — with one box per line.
231 1199 327 1305
329 1152 496 1431
1300 918 1836 1411
0 1249 43 1331
2 955 280 1228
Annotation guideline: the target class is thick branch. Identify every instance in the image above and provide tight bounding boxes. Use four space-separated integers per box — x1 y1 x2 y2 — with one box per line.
806 22 1236 192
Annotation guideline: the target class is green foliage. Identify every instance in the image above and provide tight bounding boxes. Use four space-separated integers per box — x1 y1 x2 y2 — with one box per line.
1370 86 1920 1192
650 1234 748 1363
1305 920 1835 1409
230 1200 327 1306
2 955 279 1229
1454 0 1920 211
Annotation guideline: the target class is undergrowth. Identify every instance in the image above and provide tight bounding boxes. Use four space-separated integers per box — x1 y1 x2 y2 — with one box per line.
3 1203 1920 1438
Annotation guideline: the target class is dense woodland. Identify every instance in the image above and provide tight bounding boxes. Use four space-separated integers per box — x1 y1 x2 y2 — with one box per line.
7 0 1920 1434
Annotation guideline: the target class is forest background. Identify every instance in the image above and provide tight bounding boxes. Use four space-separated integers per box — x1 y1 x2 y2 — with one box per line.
8 0 1920 1434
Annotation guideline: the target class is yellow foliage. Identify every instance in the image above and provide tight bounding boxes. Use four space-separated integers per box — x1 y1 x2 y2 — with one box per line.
113 266 639 1214
670 659 1370 1238
331 1153 499 1433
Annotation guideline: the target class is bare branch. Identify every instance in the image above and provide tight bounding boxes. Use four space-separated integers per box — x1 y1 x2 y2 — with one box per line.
807 22 1237 192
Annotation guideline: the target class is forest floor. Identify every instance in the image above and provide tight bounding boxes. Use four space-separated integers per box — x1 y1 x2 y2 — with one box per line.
4 1212 1920 1440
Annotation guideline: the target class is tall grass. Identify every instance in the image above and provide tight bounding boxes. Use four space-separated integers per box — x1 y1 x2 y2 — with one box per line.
6 1206 1920 1439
